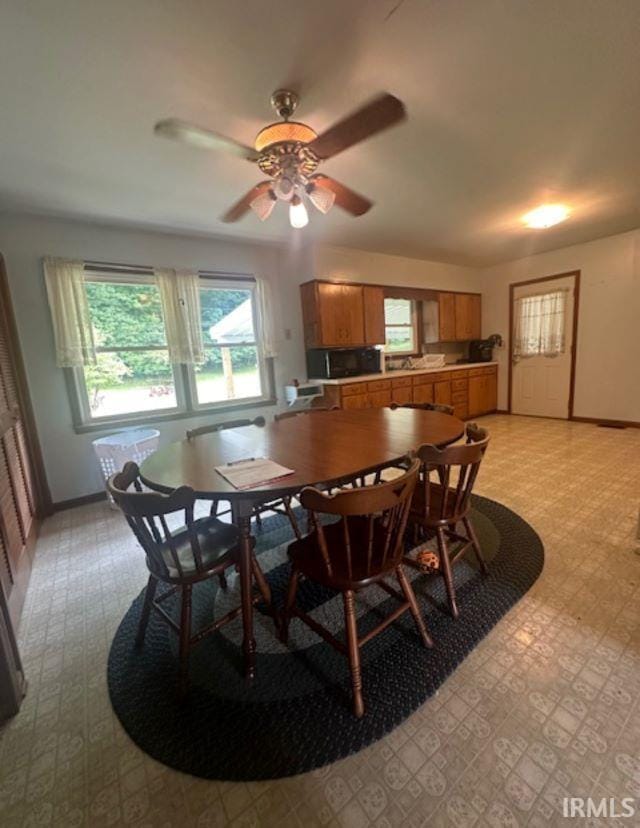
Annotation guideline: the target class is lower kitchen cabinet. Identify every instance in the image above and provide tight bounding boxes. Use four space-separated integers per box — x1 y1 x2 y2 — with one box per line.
318 366 497 418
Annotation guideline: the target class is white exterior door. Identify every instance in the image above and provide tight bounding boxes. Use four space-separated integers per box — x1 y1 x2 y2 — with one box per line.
511 274 575 419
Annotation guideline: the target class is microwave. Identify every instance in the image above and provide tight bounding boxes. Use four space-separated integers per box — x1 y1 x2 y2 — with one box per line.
306 347 382 380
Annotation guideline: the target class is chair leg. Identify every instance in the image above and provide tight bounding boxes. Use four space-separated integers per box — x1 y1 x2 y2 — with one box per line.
436 527 459 619
251 553 272 606
396 566 433 648
282 496 302 540
135 574 158 648
178 584 193 697
280 566 300 644
463 516 488 574
210 499 220 516
343 590 364 718
254 510 263 528
217 572 228 590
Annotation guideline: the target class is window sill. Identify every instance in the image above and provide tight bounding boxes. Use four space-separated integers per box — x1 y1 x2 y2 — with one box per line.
72 397 277 434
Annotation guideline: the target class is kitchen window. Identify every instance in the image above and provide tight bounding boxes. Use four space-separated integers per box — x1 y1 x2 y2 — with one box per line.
384 297 417 355
68 272 271 430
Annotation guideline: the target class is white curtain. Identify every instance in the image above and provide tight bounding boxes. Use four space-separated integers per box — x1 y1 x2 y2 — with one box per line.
513 289 568 360
154 268 205 364
43 257 96 367
255 276 277 358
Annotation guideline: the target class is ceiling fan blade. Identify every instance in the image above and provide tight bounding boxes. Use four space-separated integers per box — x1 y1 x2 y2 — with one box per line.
307 94 406 160
221 181 273 223
154 118 259 161
310 174 373 216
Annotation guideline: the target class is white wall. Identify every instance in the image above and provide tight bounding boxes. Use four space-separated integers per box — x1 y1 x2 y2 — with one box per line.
0 213 307 502
480 229 640 420
313 245 480 292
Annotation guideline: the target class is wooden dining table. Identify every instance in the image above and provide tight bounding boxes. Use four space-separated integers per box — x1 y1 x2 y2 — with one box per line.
140 407 465 679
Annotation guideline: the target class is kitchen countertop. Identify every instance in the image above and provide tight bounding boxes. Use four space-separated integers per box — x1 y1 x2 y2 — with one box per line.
309 362 498 386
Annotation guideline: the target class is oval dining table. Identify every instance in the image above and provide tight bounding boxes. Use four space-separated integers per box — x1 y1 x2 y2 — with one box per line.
140 407 465 679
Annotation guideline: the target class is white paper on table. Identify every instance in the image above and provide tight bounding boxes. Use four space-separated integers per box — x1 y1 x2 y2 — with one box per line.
214 457 295 490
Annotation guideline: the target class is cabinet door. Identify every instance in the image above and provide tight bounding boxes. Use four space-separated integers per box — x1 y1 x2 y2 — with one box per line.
469 294 481 339
467 376 485 416
391 386 412 405
343 393 370 410
483 371 497 412
300 282 320 348
413 383 434 404
368 390 391 408
454 294 473 340
317 283 345 345
438 293 456 341
341 285 365 345
363 286 385 345
434 381 452 406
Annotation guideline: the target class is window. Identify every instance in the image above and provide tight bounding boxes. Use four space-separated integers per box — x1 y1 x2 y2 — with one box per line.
72 273 270 428
193 284 263 406
384 298 417 354
513 289 567 360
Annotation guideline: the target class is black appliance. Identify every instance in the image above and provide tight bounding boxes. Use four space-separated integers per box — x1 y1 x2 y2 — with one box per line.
306 347 381 379
469 339 495 362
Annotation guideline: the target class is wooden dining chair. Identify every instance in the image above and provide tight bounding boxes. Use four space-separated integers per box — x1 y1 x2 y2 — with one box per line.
274 406 340 421
186 415 266 440
107 462 272 695
390 401 455 415
281 458 431 717
404 425 490 619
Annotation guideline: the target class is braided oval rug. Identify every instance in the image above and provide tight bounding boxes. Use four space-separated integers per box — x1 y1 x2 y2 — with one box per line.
108 496 543 780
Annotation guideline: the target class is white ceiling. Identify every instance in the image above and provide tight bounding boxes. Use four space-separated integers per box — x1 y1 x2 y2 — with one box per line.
1 0 639 266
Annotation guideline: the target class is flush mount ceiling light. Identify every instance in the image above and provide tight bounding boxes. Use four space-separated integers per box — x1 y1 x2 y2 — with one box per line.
522 203 570 229
155 89 407 229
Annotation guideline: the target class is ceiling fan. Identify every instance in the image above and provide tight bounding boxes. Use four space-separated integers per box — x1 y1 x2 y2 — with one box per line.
154 90 406 228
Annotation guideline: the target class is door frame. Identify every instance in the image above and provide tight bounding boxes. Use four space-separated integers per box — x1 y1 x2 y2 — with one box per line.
0 255 52 517
507 270 581 418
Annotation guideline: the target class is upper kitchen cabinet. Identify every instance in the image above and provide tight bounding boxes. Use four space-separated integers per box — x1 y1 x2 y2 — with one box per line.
454 293 481 341
438 293 457 341
300 281 384 347
362 286 385 345
439 291 481 342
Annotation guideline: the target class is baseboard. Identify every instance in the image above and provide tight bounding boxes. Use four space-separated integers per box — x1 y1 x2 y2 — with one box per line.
571 416 640 429
53 491 107 511
495 409 509 414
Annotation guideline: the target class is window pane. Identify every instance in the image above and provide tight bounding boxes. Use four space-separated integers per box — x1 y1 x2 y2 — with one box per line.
84 350 176 418
385 326 415 353
86 282 166 347
200 287 256 344
384 298 412 326
194 347 262 405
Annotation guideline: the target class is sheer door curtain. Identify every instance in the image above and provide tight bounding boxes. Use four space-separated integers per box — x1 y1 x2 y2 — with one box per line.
513 289 568 360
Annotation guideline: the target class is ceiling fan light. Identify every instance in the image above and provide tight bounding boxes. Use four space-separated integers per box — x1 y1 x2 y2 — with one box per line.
273 176 295 201
254 121 317 152
250 188 277 221
289 195 309 229
306 183 336 214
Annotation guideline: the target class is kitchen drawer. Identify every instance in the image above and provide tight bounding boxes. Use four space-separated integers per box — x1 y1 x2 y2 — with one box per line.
452 389 468 403
452 378 468 391
367 379 391 392
426 371 452 383
341 383 367 397
391 376 412 388
412 373 432 386
468 367 485 377
482 366 497 375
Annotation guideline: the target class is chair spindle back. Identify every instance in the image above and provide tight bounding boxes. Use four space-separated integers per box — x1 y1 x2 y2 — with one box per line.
108 462 202 580
299 458 420 579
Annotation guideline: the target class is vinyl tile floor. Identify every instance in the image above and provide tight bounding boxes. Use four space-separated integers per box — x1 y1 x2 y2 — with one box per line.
1 415 640 827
